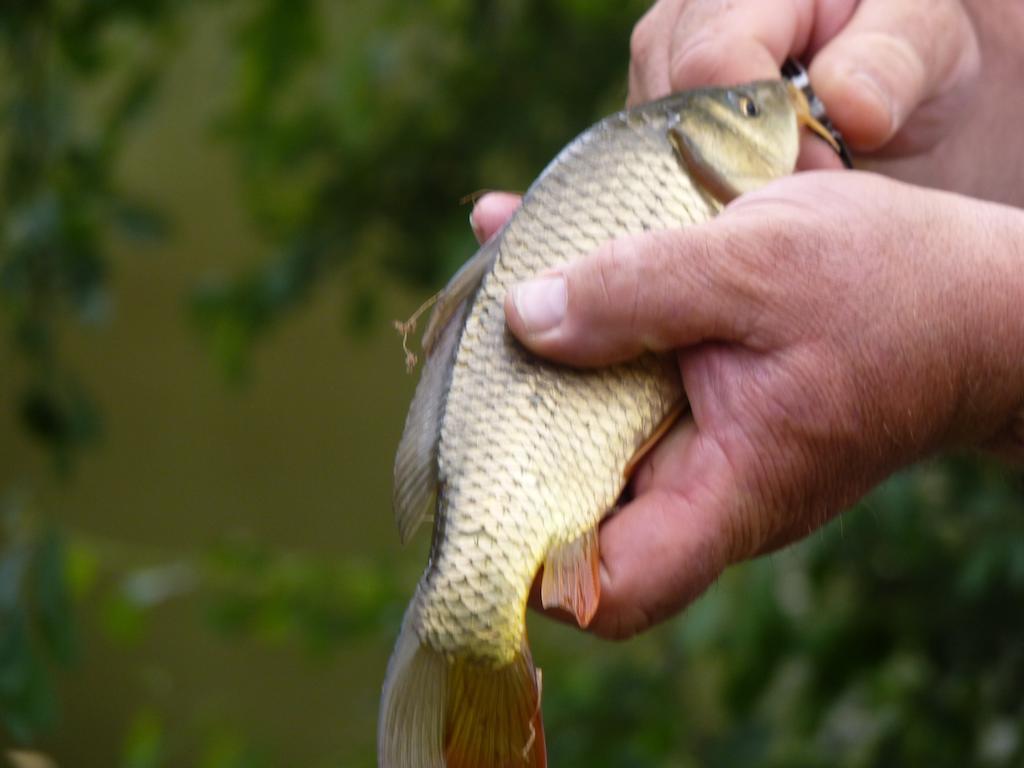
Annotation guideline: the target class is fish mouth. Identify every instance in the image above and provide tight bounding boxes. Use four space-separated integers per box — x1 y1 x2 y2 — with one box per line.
785 80 849 163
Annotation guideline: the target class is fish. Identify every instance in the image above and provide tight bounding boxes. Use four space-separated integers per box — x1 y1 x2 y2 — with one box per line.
380 73 845 768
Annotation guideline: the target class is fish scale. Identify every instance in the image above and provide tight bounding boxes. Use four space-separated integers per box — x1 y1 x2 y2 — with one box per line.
416 107 707 668
379 77 834 768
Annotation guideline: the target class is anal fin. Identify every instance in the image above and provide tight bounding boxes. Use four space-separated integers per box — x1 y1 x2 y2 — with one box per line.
541 527 601 628
623 399 687 480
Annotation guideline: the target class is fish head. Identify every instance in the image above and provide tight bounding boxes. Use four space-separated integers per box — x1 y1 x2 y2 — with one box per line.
668 79 837 201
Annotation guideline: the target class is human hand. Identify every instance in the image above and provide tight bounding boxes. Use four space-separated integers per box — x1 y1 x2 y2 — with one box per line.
474 174 1024 638
627 0 980 161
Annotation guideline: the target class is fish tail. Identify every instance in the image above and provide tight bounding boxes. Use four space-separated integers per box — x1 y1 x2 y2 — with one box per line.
379 603 546 768
445 641 546 768
378 601 447 768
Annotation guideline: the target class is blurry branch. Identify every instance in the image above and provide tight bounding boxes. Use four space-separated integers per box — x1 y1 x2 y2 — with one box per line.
0 0 181 471
118 710 273 768
0 4 187 736
119 710 165 768
0 494 76 744
61 533 406 655
191 0 651 378
201 539 405 654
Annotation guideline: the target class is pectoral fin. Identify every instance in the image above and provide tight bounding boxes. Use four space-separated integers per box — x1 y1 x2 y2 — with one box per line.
541 527 601 628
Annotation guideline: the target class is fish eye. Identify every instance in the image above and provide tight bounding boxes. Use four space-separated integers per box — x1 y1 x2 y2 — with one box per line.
737 95 760 118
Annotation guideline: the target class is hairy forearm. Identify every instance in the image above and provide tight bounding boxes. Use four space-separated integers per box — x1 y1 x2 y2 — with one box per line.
976 200 1024 414
982 201 1024 459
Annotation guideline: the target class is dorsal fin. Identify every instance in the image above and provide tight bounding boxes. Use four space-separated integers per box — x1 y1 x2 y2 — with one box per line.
422 239 499 353
392 240 498 543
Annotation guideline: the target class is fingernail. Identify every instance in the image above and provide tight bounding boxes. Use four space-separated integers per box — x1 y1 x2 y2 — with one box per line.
469 210 485 244
511 275 566 334
851 69 898 137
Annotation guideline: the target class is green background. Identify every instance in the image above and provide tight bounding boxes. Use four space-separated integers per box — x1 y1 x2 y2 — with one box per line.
1 1 1022 766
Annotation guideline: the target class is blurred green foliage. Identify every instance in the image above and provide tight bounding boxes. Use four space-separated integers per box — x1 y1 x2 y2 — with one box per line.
0 0 175 469
0 496 75 744
544 459 1024 767
192 0 651 378
2 505 405 761
201 541 403 655
1 0 1023 766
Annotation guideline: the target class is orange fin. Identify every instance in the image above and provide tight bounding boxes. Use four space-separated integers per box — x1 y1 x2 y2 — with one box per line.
542 527 600 628
379 603 546 768
446 643 546 768
623 399 687 480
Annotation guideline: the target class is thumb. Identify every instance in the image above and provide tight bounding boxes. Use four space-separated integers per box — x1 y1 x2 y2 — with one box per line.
469 192 521 244
587 422 746 639
809 0 980 152
504 227 757 367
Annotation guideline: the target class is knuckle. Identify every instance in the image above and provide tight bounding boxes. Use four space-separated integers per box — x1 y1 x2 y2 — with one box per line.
713 207 844 345
762 218 809 268
594 236 641 304
944 0 980 83
734 215 809 281
629 13 657 63
668 35 720 90
607 234 667 346
705 227 776 332
594 247 619 306
885 33 929 93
